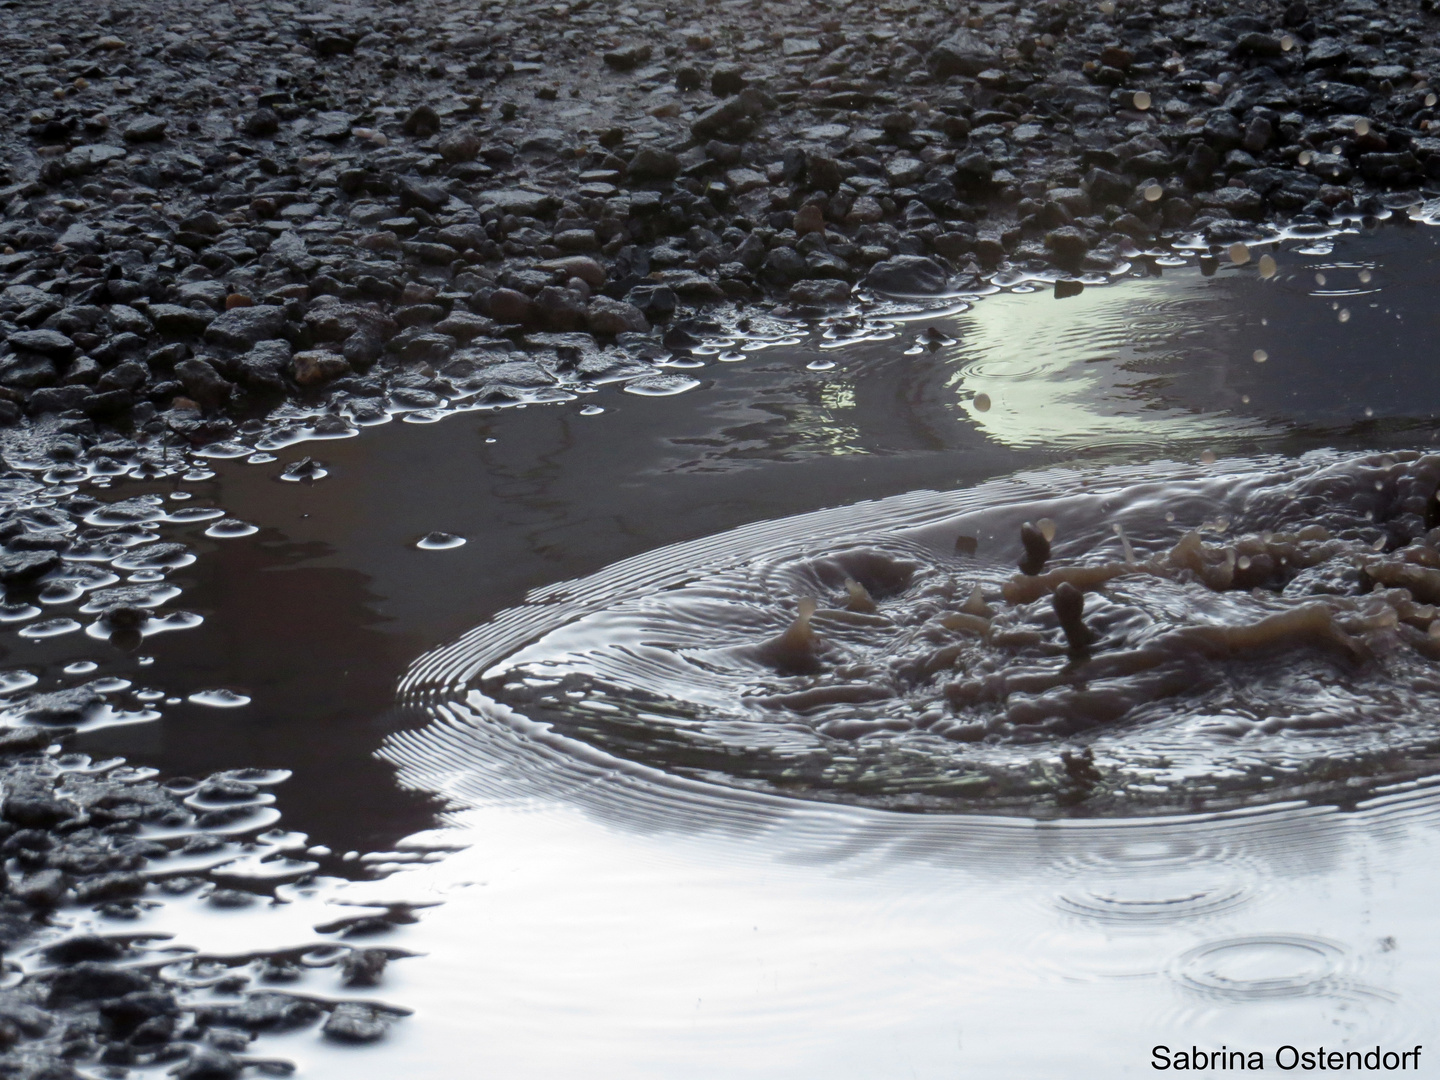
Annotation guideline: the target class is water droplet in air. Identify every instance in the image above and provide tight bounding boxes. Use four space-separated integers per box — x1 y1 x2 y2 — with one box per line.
1253 349 1268 363
1428 93 1438 108
1098 0 1114 12
1358 268 1372 284
188 689 251 708
1280 34 1294 51
1339 308 1351 323
1298 150 1313 165
1228 243 1250 266
1143 183 1163 201
1132 90 1151 110
973 392 991 412
1315 272 1327 286
417 532 467 551
1037 518 1057 542
1200 450 1217 464
1355 118 1370 136
1241 394 1251 404
1258 254 1277 278
1165 511 1175 522
1237 556 1252 570
1364 406 1374 417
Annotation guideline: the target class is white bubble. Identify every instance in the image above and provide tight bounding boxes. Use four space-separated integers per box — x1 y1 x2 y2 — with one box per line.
188 689 252 708
417 532 467 550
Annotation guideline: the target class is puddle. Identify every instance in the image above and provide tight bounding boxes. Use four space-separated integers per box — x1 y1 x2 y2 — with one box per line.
7 219 1440 1073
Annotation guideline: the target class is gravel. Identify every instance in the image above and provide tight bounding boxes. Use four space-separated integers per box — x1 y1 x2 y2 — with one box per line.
0 0 1430 440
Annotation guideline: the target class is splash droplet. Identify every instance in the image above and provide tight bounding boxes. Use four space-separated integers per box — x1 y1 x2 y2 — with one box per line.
1200 449 1217 464
1339 308 1351 323
1355 118 1370 136
417 532 467 551
1143 183 1163 202
973 392 991 413
1036 517 1057 542
1428 93 1438 108
1280 34 1294 51
1358 268 1372 284
1228 243 1250 266
1298 150 1313 166
1315 272 1327 286
1132 90 1151 110
1258 254 1277 278
1252 349 1268 364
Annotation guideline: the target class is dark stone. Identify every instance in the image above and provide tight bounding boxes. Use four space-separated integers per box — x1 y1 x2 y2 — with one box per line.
8 330 76 360
174 359 232 411
323 1004 391 1044
402 105 441 138
203 306 287 350
864 255 949 295
47 963 151 1006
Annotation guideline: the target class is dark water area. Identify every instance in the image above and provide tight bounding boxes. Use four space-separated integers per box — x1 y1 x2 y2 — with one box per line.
30 219 1439 852
11 219 1440 1078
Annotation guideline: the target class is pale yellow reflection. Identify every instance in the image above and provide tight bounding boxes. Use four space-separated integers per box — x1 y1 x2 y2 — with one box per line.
947 278 1266 450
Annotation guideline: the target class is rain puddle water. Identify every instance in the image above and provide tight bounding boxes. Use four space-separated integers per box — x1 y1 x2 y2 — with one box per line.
8 213 1440 1076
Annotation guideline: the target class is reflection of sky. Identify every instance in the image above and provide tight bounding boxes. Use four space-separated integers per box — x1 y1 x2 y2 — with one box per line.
948 274 1266 450
929 229 1440 452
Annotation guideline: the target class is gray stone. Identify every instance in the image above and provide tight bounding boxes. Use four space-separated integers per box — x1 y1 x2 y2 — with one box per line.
204 305 288 350
864 255 950 295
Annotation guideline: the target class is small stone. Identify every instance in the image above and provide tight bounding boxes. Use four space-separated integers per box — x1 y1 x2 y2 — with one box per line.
586 297 649 335
323 1004 391 1043
603 43 652 71
486 288 534 325
122 115 167 142
203 306 287 350
864 255 949 295
628 146 680 181
291 351 350 386
1044 226 1089 268
8 329 76 359
438 126 481 164
402 105 440 137
242 109 280 138
793 204 825 235
711 67 747 96
788 279 852 308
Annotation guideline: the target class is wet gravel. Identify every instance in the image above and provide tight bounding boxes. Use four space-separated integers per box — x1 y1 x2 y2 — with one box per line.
0 745 415 1080
0 0 1433 437
0 0 1437 1068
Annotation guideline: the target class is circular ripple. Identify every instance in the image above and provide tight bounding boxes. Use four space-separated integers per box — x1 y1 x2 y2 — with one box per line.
404 450 1440 814
1173 935 1347 1001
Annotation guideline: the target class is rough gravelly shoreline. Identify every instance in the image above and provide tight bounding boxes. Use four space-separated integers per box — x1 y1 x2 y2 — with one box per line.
0 0 1435 444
